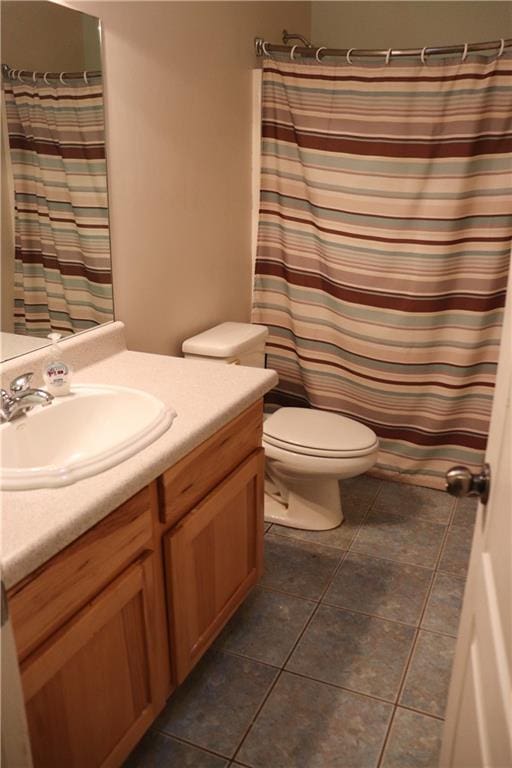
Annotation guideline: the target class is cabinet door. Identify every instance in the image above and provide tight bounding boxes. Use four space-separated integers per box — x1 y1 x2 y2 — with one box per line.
21 555 164 768
165 449 264 682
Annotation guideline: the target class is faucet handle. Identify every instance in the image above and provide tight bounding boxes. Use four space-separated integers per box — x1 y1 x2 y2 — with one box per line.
10 372 34 394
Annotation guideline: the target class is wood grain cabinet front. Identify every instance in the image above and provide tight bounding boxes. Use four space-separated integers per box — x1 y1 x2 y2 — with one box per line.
20 555 165 768
6 401 266 767
164 448 265 683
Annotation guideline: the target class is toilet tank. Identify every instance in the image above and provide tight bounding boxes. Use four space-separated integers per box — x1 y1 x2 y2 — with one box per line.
182 322 268 368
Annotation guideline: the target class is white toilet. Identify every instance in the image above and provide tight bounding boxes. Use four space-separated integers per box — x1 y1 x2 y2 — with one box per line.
182 322 379 531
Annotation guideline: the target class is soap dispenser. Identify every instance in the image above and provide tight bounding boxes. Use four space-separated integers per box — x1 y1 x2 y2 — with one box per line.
42 333 73 396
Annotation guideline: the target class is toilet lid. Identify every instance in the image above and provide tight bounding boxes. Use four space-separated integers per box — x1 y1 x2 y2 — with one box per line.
263 407 378 458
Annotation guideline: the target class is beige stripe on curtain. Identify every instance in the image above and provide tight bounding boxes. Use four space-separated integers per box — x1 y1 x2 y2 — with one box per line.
253 53 512 490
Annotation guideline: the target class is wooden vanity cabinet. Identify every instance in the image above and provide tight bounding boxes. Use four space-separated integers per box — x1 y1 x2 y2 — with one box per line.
7 400 265 768
165 448 264 682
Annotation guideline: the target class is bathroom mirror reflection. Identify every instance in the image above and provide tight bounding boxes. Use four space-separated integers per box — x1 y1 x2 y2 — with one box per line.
0 0 113 363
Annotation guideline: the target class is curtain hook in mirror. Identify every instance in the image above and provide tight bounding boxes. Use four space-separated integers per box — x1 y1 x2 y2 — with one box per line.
497 38 505 58
32 71 37 83
60 72 66 85
83 71 89 85
17 70 26 83
461 43 468 63
385 48 392 65
346 48 354 64
420 47 429 65
43 72 50 85
315 47 327 63
290 44 298 61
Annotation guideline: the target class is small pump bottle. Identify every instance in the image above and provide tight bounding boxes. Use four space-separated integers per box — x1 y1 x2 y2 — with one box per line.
42 333 73 396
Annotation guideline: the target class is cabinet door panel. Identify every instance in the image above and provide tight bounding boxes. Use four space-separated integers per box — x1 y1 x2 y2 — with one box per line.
165 449 264 682
22 555 161 768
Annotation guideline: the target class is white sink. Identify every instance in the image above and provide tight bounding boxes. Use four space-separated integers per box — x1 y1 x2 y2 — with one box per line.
0 384 176 490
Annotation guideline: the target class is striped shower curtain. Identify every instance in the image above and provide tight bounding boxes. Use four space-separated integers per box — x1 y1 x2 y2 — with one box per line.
253 54 512 489
3 71 113 336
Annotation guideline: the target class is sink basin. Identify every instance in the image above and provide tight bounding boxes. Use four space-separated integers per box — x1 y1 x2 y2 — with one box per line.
0 384 176 490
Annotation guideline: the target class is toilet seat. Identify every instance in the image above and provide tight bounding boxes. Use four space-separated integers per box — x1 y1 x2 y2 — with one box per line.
263 407 378 459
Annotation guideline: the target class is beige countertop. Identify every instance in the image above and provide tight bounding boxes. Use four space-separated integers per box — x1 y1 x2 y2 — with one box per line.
1 324 277 589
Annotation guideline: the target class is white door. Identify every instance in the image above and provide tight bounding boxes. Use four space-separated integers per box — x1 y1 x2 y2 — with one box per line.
440 263 512 767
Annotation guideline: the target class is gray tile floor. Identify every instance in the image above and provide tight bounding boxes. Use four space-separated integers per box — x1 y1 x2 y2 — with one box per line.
125 475 477 768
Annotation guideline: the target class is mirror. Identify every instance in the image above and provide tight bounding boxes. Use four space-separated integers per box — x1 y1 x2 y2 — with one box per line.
1 0 113 363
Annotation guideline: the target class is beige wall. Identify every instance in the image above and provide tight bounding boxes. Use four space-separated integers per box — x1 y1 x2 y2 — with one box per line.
1 1 100 72
311 2 512 49
65 1 311 356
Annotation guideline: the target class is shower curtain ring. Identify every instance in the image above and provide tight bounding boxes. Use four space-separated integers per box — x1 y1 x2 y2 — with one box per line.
33 71 37 83
497 38 505 58
346 48 354 64
17 70 26 83
385 48 392 65
43 72 50 85
60 72 66 85
315 46 327 63
420 47 429 65
262 41 271 57
461 43 468 63
290 45 298 61
83 71 89 85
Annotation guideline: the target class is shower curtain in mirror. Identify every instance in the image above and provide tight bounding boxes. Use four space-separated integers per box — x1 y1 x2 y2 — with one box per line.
253 54 512 489
3 71 112 336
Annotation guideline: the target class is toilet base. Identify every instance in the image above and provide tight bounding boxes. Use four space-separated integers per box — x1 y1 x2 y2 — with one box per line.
264 473 344 531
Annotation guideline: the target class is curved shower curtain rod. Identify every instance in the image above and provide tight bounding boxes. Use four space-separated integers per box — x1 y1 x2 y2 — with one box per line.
255 29 512 61
1 63 101 83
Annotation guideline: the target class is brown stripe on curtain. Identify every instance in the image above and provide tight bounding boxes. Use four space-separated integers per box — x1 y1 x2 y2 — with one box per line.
253 54 512 489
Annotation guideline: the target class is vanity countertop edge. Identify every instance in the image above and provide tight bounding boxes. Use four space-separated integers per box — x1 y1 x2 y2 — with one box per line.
1 332 278 590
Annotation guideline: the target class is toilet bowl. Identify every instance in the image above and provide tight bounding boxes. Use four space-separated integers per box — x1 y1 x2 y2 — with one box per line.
263 407 379 530
182 323 379 531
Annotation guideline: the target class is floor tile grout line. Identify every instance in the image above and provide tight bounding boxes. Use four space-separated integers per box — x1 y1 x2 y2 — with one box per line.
219 639 452 717
267 666 402 708
258 484 385 679
149 727 236 762
272 540 448 576
187 645 448 737
218 644 413 708
216 646 282 672
393 502 456 709
265 529 352 553
318 596 457 637
256 582 322 604
230 487 385 765
237 580 460 639
230 668 285 764
433 508 457 574
376 697 448 768
262 483 460 722
374 493 456 767
376 704 399 768
396 702 446 722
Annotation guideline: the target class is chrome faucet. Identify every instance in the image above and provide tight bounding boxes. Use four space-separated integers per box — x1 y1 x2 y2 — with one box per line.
0 373 54 423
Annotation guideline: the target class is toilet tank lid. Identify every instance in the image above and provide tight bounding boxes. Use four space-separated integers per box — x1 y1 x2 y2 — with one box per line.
182 322 268 357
